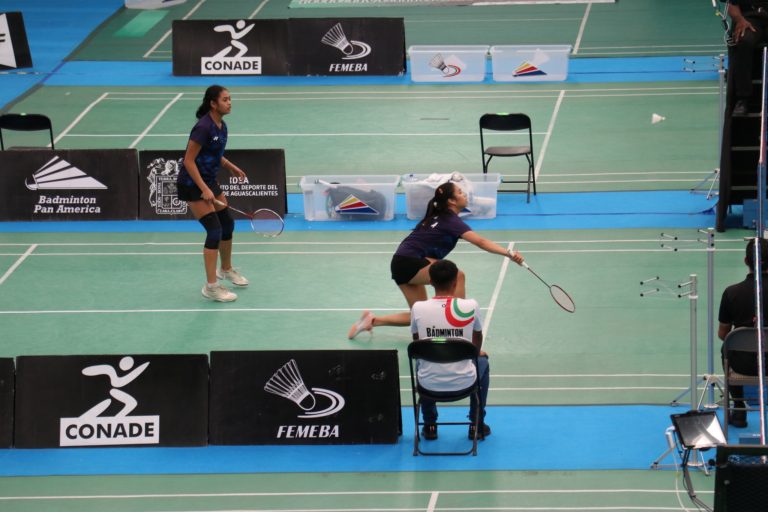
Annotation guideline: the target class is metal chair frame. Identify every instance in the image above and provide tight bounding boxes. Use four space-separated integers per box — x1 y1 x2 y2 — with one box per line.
407 338 481 456
722 327 768 439
479 112 536 203
0 113 55 150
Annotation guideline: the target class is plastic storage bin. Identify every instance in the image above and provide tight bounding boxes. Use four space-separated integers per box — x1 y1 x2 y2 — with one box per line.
490 45 571 82
402 173 501 220
299 175 400 221
408 45 489 83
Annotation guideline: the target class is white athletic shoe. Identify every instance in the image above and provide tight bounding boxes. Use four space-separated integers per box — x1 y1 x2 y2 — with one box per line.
348 310 374 340
202 283 237 302
217 267 249 287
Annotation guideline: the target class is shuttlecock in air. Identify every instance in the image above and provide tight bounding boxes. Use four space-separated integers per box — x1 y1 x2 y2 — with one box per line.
651 113 666 124
264 359 316 411
321 23 354 55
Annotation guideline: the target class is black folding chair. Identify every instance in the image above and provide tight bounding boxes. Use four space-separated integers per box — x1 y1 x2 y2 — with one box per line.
722 326 768 439
479 112 536 203
407 337 481 456
0 113 55 150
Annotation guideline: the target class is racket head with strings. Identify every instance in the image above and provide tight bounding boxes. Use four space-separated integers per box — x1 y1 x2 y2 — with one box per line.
549 284 575 313
249 208 284 237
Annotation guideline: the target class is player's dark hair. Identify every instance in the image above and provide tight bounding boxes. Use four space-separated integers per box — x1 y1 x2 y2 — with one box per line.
429 259 459 290
418 182 457 228
196 85 227 119
746 237 768 272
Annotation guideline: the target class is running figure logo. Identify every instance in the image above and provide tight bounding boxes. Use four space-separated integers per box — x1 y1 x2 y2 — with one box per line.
59 356 160 446
201 20 261 75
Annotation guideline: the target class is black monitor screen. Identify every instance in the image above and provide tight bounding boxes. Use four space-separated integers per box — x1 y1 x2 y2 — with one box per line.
671 411 726 449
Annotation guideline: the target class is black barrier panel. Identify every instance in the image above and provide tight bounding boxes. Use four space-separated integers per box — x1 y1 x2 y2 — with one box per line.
14 354 208 448
173 19 290 76
0 12 32 70
209 350 401 445
138 149 287 219
0 149 139 221
0 358 13 448
288 18 405 76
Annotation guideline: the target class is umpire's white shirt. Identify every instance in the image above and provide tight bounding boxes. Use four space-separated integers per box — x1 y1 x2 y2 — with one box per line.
410 297 482 392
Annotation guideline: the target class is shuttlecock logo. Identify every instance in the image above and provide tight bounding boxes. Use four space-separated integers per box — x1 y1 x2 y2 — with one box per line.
59 356 160 446
201 20 261 75
334 194 379 216
429 53 461 77
264 359 345 419
321 23 371 60
26 156 107 191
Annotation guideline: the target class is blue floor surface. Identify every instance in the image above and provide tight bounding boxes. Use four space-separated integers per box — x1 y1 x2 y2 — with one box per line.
0 190 718 233
0 404 716 477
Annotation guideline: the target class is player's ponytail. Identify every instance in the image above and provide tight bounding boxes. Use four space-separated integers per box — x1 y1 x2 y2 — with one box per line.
418 181 455 228
196 85 226 119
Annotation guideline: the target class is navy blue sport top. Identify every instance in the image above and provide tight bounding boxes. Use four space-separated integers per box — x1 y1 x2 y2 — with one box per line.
395 212 471 260
178 113 228 187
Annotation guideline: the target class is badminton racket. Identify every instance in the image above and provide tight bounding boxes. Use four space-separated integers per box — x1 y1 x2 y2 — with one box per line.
522 262 575 313
214 199 284 237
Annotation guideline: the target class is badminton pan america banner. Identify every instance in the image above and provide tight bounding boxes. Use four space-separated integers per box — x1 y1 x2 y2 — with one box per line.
209 350 401 445
0 358 13 448
14 354 208 448
139 149 287 220
0 149 139 221
172 18 404 76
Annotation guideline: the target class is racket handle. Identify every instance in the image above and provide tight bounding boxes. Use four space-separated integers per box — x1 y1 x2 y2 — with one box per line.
521 261 530 269
213 199 226 207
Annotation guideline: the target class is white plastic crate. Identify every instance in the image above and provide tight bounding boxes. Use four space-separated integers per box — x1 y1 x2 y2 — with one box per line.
490 45 571 82
408 45 489 83
401 173 501 220
299 175 400 221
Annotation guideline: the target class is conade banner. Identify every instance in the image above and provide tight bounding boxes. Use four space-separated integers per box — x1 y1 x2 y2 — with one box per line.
172 18 405 76
0 12 32 70
14 354 209 448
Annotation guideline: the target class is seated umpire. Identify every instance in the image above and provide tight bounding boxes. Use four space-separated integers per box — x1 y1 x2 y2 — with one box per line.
718 237 768 428
410 259 491 441
728 1 768 114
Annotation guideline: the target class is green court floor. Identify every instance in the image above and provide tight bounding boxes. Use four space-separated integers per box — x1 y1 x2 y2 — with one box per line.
5 82 721 193
0 228 752 406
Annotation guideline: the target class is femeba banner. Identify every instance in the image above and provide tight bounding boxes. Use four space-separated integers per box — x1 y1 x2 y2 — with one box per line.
209 350 401 445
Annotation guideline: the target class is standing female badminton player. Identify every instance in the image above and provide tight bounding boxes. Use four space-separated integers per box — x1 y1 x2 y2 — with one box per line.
177 85 249 302
348 181 524 338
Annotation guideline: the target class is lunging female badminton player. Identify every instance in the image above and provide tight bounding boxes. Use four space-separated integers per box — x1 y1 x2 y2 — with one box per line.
177 85 249 302
348 181 524 338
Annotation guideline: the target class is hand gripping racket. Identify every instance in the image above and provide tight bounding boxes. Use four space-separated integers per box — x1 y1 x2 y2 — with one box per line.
522 262 575 313
214 199 284 237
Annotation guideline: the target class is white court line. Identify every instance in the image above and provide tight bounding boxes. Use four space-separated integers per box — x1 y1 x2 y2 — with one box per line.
143 0 206 59
572 2 591 55
406 17 583 24
249 0 270 18
53 92 108 145
0 244 36 286
427 492 439 512
0 488 713 501
534 89 565 179
130 93 184 148
483 242 514 342
0 307 410 315
67 132 547 138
